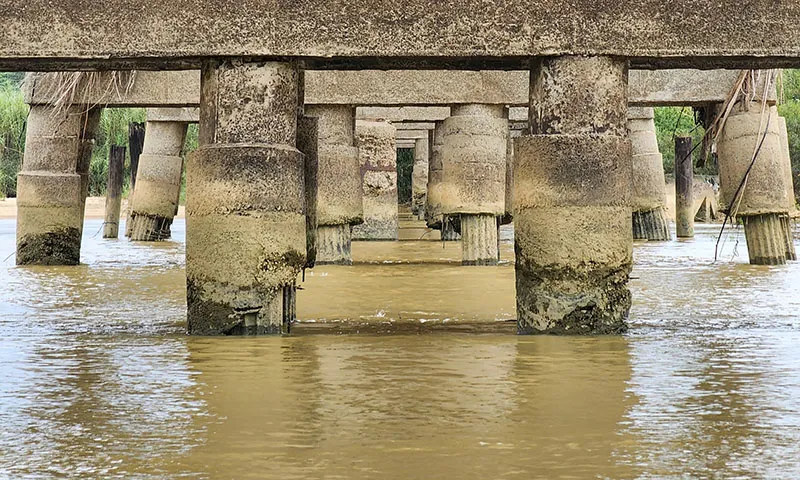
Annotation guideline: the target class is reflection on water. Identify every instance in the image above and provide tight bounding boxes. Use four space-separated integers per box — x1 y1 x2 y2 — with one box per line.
1 218 799 478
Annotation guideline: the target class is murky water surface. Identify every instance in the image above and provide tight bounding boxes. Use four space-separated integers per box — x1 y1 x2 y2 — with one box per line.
1 218 799 478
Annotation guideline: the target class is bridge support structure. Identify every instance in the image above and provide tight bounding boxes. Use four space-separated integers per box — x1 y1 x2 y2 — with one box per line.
304 105 362 265
440 104 507 265
186 60 306 335
628 107 671 241
16 106 99 265
127 114 189 241
352 120 398 241
718 101 796 265
515 56 633 334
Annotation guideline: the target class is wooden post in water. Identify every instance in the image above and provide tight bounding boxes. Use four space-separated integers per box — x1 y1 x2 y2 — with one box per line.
103 145 126 239
128 122 145 191
674 136 694 238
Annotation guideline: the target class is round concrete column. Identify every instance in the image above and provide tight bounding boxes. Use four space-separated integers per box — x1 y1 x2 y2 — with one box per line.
440 104 507 265
515 56 632 335
352 120 398 241
186 60 306 335
127 118 188 241
628 107 670 241
305 105 362 265
16 106 97 265
412 136 430 220
718 104 795 265
500 129 520 226
777 115 798 261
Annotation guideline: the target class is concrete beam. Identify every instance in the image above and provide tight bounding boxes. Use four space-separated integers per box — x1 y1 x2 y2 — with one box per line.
396 130 430 140
394 123 436 131
1 1 799 70
357 107 451 122
24 69 740 109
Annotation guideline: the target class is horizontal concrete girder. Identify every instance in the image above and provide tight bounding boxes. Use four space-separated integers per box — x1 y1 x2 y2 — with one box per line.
24 69 740 109
395 130 430 140
1 1 800 70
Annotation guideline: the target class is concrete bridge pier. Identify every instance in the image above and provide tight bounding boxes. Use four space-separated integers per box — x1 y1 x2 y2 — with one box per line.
304 105 363 264
412 136 430 220
628 107 671 241
352 120 399 240
425 121 461 240
515 56 633 334
441 104 507 265
777 116 798 261
16 106 99 265
127 113 189 241
186 60 306 335
718 103 795 265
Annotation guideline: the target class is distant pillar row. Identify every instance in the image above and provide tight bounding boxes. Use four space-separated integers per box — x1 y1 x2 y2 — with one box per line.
186 60 306 335
628 107 671 241
411 136 429 220
718 101 797 265
16 106 100 265
305 105 363 264
127 114 189 241
440 104 507 265
352 120 398 241
514 56 633 335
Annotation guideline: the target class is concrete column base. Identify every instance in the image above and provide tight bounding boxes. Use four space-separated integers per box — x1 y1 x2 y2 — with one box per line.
128 214 173 241
742 213 788 265
632 207 671 241
781 214 797 261
316 224 353 265
461 214 498 265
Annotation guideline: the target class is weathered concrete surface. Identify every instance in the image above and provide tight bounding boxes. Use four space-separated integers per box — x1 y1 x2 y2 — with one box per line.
515 56 632 335
3 2 800 70
24 69 740 108
440 105 507 216
128 112 188 241
460 214 499 266
352 120 398 241
412 137 429 220
304 105 362 264
186 60 305 335
425 122 445 229
16 106 96 265
718 103 795 265
628 107 670 241
304 105 362 227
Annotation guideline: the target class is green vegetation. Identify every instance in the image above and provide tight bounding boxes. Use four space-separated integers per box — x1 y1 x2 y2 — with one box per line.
653 107 711 175
396 148 414 204
0 75 27 198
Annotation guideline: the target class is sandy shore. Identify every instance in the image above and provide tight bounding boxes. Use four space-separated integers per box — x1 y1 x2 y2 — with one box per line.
0 197 186 220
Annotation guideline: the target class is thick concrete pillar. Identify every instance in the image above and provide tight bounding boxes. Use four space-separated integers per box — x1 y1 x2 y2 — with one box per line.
352 120 398 240
304 105 362 265
186 60 306 335
425 121 463 240
628 107 671 241
500 129 519 226
718 104 796 265
514 56 632 335
777 115 798 261
440 104 507 265
674 136 695 238
16 106 98 265
127 115 188 241
412 136 429 220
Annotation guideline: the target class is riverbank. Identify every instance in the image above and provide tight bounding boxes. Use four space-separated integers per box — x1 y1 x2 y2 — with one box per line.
0 197 186 220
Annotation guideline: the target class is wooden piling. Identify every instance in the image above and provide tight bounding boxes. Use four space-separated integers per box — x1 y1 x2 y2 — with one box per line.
675 136 694 238
103 145 126 239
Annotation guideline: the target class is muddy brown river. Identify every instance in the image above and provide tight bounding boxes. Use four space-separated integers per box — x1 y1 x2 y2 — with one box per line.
1 218 799 478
